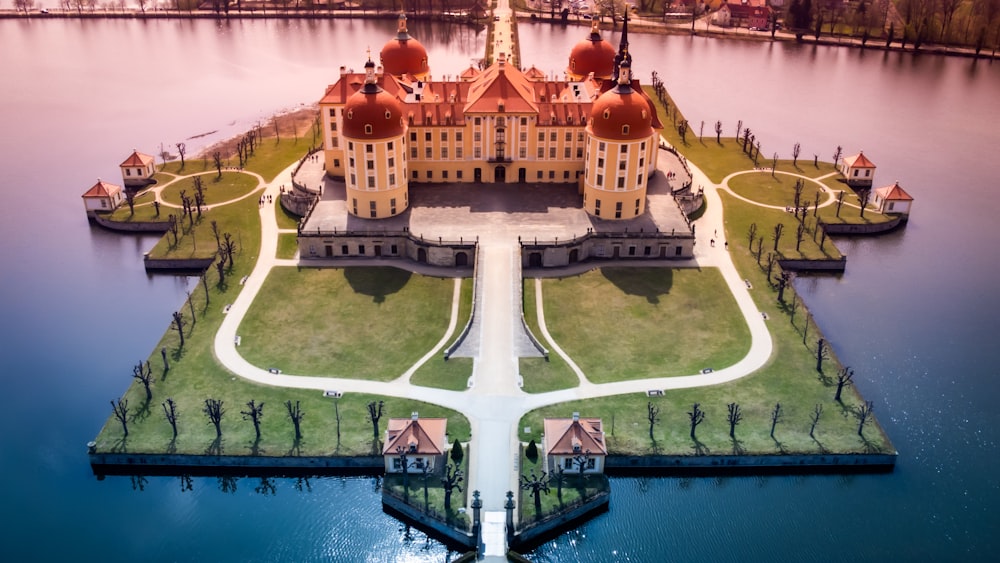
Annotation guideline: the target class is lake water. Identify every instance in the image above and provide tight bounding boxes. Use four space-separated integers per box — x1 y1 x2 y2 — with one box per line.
1 17 998 562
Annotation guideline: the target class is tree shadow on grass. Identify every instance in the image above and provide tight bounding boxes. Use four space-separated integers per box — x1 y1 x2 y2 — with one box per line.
287 437 303 457
772 436 788 454
690 438 710 456
248 437 264 457
133 399 153 423
730 437 746 456
345 267 412 304
601 267 673 305
166 437 177 455
205 436 224 456
859 435 883 454
109 436 128 454
811 435 829 454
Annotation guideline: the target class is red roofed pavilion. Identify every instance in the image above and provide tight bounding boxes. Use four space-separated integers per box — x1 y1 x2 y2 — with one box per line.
543 413 607 475
383 413 448 473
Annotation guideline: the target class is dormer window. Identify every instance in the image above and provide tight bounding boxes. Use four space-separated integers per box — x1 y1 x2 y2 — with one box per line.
603 109 611 120
385 110 392 119
365 124 373 135
622 125 630 136
346 109 353 120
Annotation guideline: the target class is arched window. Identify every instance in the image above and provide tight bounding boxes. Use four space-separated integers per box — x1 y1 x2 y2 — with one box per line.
622 125 630 136
365 124 373 135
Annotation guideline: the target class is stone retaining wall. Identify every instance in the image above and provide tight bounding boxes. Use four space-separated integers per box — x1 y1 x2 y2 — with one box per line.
605 452 896 473
89 452 382 475
381 492 475 550
820 216 904 235
778 257 848 272
143 256 216 272
92 213 170 233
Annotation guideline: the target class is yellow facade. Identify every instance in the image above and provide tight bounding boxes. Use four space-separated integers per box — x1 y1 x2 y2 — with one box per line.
342 134 409 219
582 134 659 219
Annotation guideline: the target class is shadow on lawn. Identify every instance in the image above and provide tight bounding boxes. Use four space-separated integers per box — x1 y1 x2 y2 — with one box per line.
601 268 673 305
345 267 412 303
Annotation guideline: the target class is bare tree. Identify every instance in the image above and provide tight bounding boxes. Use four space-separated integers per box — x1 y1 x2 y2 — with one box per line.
775 271 792 303
816 338 829 372
835 367 855 402
333 396 342 445
222 232 237 268
167 214 179 246
809 403 823 438
171 311 186 347
772 223 784 252
111 398 129 436
286 400 304 440
367 400 385 444
211 220 221 249
795 221 807 252
765 252 777 282
162 398 179 437
571 449 592 478
241 400 265 439
212 151 223 179
687 403 705 439
549 467 567 503
726 402 742 438
520 470 550 516
176 142 186 168
153 200 160 217
200 272 210 304
647 401 660 440
14 0 37 15
857 401 875 435
124 189 136 216
833 145 843 167
747 222 758 249
769 402 783 438
678 120 689 144
203 398 225 437
792 142 801 167
858 189 872 218
836 190 845 217
441 463 464 512
133 361 154 401
714 120 722 143
772 152 778 177
735 119 743 139
394 445 416 501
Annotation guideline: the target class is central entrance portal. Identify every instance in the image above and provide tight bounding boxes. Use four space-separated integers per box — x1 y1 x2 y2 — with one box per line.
494 165 506 183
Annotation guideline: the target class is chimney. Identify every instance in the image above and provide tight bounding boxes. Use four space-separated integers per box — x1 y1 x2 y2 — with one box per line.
572 412 579 422
411 412 419 421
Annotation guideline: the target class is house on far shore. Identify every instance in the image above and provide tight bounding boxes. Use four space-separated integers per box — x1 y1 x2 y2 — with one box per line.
873 181 914 217
81 179 124 218
542 413 608 475
839 151 877 189
382 413 448 474
120 149 156 188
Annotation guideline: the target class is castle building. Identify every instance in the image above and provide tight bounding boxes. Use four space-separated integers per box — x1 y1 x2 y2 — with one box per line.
319 15 661 221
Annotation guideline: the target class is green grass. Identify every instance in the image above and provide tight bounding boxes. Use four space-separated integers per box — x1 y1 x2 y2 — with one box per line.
237 267 455 380
145 191 261 261
722 192 843 261
160 172 260 207
520 279 579 393
540 268 751 382
276 202 302 230
276 233 299 259
411 357 473 390
93 225 469 456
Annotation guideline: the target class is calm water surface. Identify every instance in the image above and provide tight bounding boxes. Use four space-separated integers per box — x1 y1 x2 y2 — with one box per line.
1 18 997 562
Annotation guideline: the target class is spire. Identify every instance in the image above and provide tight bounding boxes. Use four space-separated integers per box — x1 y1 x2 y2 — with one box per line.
396 12 411 41
612 12 632 83
363 52 381 94
589 17 601 40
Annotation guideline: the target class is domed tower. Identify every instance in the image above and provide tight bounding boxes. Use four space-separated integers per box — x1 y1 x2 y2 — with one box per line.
380 13 430 80
342 58 409 219
582 16 659 220
566 19 616 82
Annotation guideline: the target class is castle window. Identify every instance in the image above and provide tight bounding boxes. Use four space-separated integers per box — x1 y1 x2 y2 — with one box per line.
637 174 643 185
639 158 644 168
537 171 543 179
474 131 482 142
334 159 340 167
350 174 356 185
640 141 646 151
349 142 354 150
620 145 627 154
520 132 527 142
619 160 626 170
347 110 353 119
565 132 572 142
564 171 569 180
521 117 527 126
410 132 417 141
390 198 397 214
550 132 556 142
549 147 556 158
617 177 625 189
368 177 375 189
599 142 605 152
330 122 336 131
351 198 357 215
426 147 432 158
389 173 395 185
598 157 604 168
385 110 392 119
441 132 448 141
564 148 571 158
456 132 463 142
456 147 464 158
474 147 481 159
411 148 417 158
457 170 463 179
622 125 629 136
538 132 544 142
425 132 431 142
537 148 544 158
367 144 373 153
428 170 433 179
635 198 641 215
442 170 449 179
442 147 448 159
388 157 395 167
596 174 603 185
388 141 394 150
519 147 526 159
615 201 623 219
367 160 374 170
332 138 338 148
549 170 555 179
329 109 335 118
342 244 349 255
577 148 583 158
603 109 611 120
349 158 355 167
475 117 481 125
412 170 418 179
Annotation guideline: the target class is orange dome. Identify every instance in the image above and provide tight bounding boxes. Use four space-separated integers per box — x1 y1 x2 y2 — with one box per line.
568 22 616 79
589 84 654 141
380 14 429 77
343 68 405 140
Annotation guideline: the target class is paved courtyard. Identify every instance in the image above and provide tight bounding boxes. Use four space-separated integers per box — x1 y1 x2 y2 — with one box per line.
297 148 692 243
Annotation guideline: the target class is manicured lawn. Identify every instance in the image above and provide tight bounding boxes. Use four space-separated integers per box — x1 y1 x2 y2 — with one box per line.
411 275 473 390
276 203 301 230
145 190 261 261
727 170 835 208
276 233 299 259
160 172 260 207
237 267 455 380
520 279 579 393
93 233 469 456
539 268 751 382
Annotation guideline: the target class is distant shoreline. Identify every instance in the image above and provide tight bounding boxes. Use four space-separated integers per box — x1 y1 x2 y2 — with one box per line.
5 9 996 61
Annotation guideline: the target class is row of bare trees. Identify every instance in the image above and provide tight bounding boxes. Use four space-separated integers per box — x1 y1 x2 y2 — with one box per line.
110 396 307 442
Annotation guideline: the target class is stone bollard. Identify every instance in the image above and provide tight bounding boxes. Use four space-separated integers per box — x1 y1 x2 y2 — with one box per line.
504 490 516 541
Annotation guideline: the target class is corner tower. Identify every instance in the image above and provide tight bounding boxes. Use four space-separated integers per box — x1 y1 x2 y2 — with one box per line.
582 15 660 220
342 58 409 219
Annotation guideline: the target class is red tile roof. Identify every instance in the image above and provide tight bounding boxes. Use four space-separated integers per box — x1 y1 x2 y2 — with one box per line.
544 417 607 456
120 150 154 168
876 182 914 201
81 179 122 198
844 151 876 169
382 416 448 456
